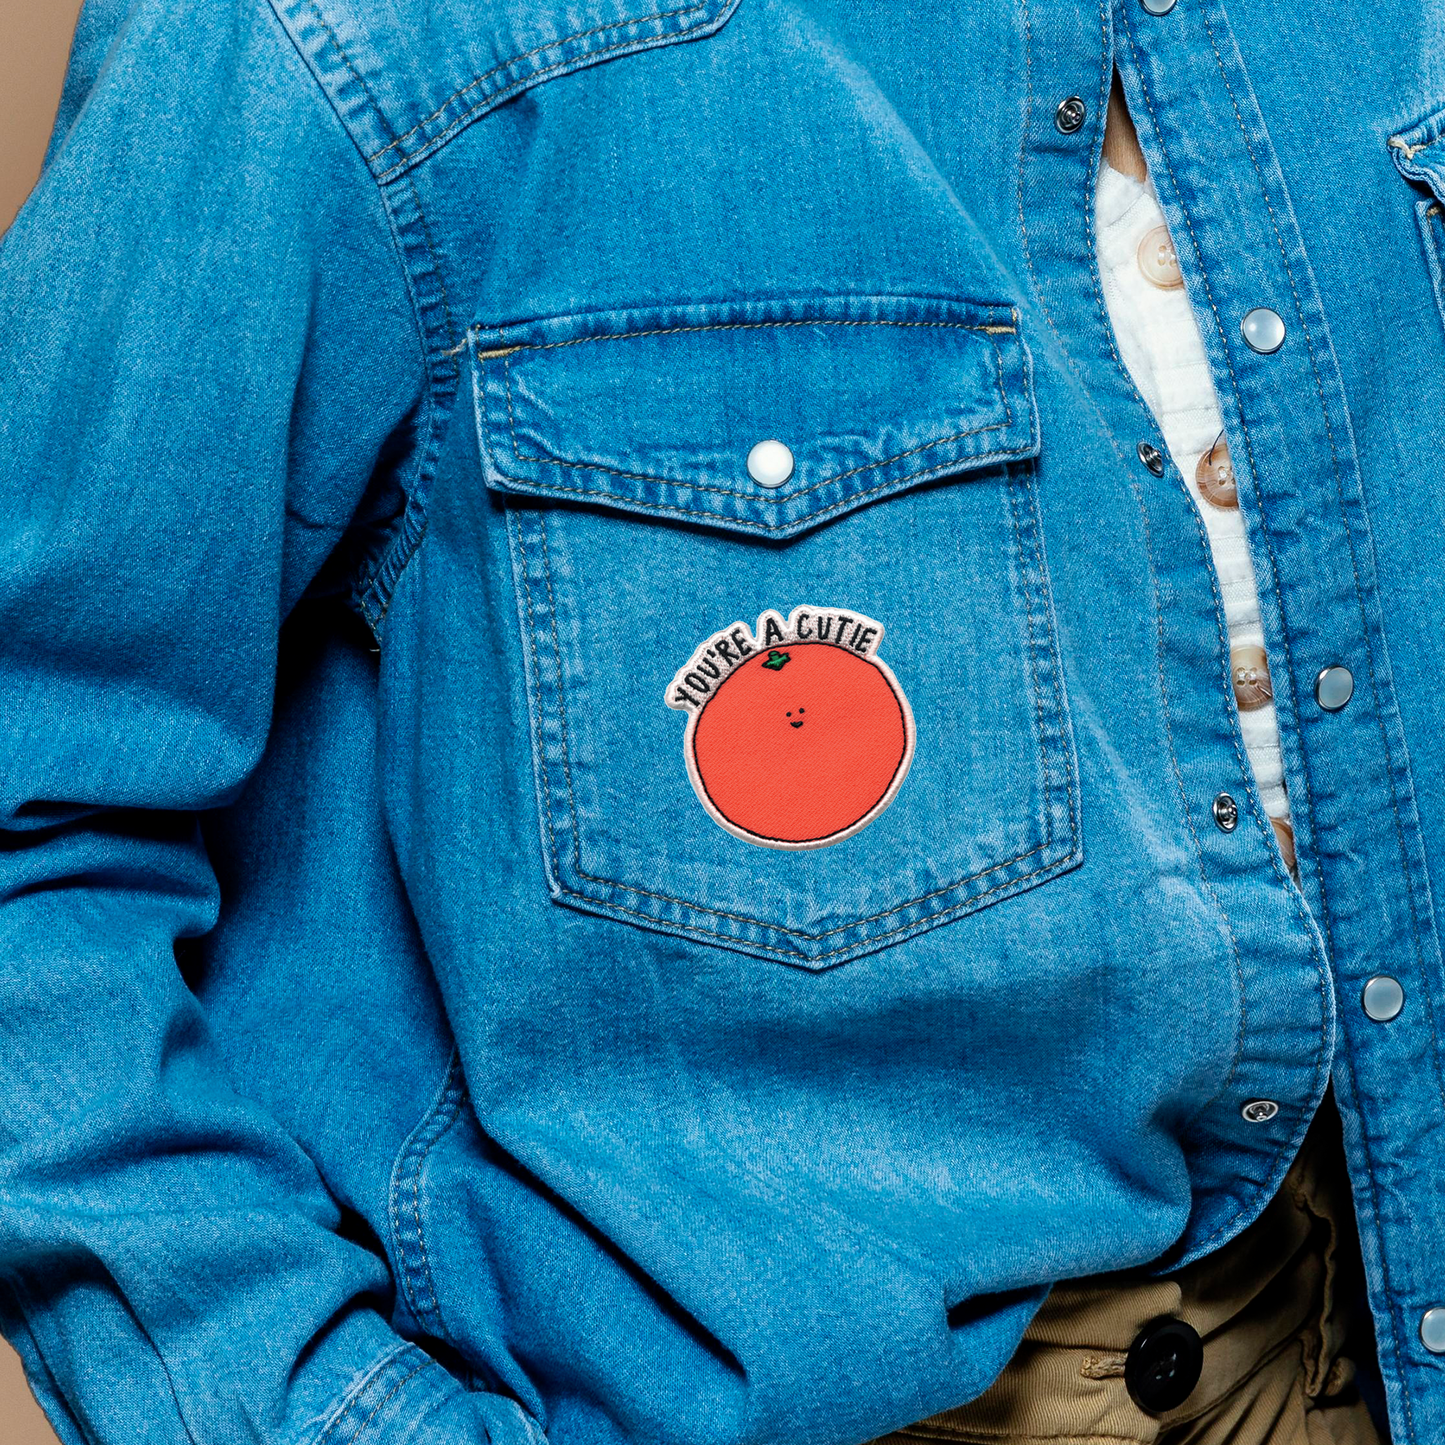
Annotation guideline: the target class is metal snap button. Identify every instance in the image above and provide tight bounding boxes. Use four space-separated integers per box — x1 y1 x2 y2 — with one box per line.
1242 1099 1280 1123
1139 0 1178 13
1137 441 1166 476
1212 793 1238 832
1055 96 1087 134
1314 665 1354 713
746 439 794 489
1241 307 1286 354
1125 1316 1202 1413
1361 975 1405 1023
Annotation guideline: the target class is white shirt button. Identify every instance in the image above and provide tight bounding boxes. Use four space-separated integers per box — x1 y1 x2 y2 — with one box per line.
1136 225 1184 290
746 439 794 489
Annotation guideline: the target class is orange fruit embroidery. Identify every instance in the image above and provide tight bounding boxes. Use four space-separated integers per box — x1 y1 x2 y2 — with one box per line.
666 607 914 849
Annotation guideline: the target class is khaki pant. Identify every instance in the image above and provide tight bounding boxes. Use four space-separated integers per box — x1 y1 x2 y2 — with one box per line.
876 1095 1385 1445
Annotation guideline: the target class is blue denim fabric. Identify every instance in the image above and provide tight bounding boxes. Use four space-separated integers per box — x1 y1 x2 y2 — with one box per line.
3 0 1445 1441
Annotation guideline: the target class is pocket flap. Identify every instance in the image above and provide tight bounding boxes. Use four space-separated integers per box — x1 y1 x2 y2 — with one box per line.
471 295 1039 539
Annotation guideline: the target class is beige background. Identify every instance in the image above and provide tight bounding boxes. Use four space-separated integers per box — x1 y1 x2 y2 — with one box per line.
2 2 92 1437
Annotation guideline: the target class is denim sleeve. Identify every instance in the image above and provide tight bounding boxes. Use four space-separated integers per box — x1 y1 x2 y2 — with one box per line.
0 5 522 1443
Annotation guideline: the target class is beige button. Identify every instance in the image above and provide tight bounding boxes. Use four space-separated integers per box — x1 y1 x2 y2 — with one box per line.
1136 224 1184 289
1271 816 1297 874
1231 644 1273 712
1195 436 1238 509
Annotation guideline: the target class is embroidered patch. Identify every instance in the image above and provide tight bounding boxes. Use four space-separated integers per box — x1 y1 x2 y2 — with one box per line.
665 606 915 849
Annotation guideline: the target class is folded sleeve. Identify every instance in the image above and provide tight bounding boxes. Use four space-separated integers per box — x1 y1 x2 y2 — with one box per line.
0 3 522 1442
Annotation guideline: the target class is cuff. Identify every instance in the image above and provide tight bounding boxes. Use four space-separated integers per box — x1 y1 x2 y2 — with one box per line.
307 1344 542 1445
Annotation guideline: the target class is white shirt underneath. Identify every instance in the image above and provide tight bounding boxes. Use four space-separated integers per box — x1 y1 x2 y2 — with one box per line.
1094 160 1295 869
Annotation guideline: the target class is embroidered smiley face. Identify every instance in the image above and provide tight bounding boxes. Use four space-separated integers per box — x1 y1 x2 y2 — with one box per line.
666 608 915 849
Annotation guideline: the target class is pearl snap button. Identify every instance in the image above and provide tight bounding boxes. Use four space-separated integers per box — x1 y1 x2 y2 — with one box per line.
1137 225 1184 290
1362 975 1405 1023
1241 307 1286 354
746 439 794 489
1315 665 1354 713
1421 1309 1445 1354
1139 0 1177 13
1195 435 1238 509
1241 1099 1280 1123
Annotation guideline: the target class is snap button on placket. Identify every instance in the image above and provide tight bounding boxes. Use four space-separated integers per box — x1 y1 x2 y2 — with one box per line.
1055 96 1087 134
1362 975 1405 1023
1241 1099 1280 1123
1212 793 1239 832
1314 665 1354 712
1137 440 1166 476
1241 307 1286 354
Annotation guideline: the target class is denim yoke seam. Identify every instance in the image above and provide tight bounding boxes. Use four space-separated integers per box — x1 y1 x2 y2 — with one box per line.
1194 6 1437 1433
1015 0 1255 1127
303 1342 413 1445
487 320 1020 508
367 0 711 175
387 1050 468 1343
526 499 1070 960
342 1362 435 1445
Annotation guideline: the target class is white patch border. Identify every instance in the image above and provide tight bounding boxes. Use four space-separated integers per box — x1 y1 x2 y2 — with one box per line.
665 605 916 850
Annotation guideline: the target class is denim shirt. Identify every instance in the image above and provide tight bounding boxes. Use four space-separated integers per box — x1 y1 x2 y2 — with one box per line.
4 0 1445 1441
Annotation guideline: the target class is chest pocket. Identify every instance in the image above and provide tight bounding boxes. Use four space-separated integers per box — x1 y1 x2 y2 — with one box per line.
471 294 1080 968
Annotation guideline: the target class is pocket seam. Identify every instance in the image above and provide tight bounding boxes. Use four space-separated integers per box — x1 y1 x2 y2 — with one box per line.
536 506 1056 938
